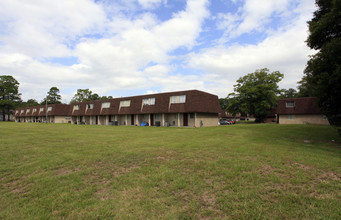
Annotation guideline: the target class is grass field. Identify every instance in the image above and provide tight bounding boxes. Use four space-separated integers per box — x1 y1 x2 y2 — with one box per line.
0 122 340 219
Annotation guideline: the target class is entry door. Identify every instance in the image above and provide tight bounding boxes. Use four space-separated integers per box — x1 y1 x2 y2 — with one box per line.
131 115 134 125
95 116 98 125
183 113 188 126
150 114 154 126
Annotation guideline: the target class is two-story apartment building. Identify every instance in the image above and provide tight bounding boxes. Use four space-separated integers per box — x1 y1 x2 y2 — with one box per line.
276 97 329 125
14 90 221 127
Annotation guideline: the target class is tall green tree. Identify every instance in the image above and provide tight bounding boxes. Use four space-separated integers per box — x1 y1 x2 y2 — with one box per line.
0 75 22 121
219 98 229 110
41 87 62 104
227 68 283 122
280 88 298 98
300 0 341 131
70 89 100 103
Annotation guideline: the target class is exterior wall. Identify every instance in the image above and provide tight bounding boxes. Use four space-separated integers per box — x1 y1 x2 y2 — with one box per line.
278 114 329 125
195 113 219 127
166 113 181 126
54 116 71 123
188 113 195 127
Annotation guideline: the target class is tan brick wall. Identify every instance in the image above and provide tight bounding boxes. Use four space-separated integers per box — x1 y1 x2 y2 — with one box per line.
195 113 219 127
279 114 329 125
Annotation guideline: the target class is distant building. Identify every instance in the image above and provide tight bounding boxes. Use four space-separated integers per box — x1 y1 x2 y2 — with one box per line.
14 90 221 127
276 97 329 125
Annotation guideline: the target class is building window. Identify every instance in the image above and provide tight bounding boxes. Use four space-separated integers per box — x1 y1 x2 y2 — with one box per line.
102 102 111 108
170 95 186 104
286 101 295 108
120 100 130 107
47 107 52 112
322 115 327 120
190 113 195 119
87 104 94 109
21 110 24 114
33 108 37 113
286 115 295 120
143 98 155 105
15 110 18 114
26 109 30 113
73 105 79 111
39 108 44 112
155 114 161 120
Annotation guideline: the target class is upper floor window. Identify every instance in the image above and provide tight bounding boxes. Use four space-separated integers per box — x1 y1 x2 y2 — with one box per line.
39 108 44 112
102 102 110 108
87 104 94 109
15 110 18 114
20 110 24 114
120 100 131 107
73 105 79 111
286 101 295 108
33 108 37 113
170 95 186 104
143 98 155 105
47 107 52 112
26 109 30 113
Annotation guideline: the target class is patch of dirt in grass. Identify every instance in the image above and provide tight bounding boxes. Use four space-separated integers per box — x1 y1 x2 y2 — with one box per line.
94 188 110 201
289 162 313 170
201 191 216 207
3 179 31 195
54 167 81 177
252 163 287 178
315 171 340 183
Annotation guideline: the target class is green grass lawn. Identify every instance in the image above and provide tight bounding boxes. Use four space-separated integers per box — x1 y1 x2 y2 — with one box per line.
0 122 340 219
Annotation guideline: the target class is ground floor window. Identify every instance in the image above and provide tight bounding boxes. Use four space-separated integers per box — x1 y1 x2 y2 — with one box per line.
286 115 295 120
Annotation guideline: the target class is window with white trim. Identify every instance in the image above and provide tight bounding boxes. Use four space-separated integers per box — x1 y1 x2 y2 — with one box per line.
39 108 44 112
73 105 79 111
143 98 155 105
120 100 130 107
15 110 18 114
33 108 37 113
102 102 110 108
87 104 94 109
286 115 295 120
170 95 186 104
286 101 295 108
21 110 24 114
47 107 52 112
26 109 30 113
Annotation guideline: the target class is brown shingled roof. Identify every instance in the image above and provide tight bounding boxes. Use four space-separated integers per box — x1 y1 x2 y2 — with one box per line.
15 90 221 117
276 97 322 115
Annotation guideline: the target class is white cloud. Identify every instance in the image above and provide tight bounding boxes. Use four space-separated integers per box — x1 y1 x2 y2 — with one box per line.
138 0 162 9
217 0 297 41
0 0 106 58
0 0 316 102
0 0 210 102
186 0 316 97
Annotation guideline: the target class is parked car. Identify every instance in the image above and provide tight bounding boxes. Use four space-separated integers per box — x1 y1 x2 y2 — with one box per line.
228 120 236 124
219 120 231 125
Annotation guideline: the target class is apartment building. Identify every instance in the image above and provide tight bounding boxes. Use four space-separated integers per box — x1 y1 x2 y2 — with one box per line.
14 90 221 127
276 97 329 125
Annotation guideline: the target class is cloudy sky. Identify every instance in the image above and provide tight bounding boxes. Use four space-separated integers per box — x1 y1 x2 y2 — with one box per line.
0 0 316 103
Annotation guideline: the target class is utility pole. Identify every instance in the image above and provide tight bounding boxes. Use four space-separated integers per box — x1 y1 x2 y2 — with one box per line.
46 96 48 123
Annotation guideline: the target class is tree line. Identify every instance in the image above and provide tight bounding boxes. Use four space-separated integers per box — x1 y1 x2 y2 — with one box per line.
219 0 340 133
0 75 113 121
